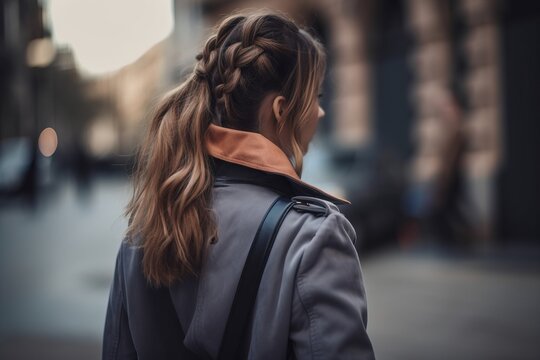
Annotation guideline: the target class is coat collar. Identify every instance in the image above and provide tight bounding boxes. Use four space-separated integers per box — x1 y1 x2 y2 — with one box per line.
205 123 351 205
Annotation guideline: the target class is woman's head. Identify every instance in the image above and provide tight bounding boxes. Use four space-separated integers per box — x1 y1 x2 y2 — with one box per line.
126 10 327 286
193 11 327 171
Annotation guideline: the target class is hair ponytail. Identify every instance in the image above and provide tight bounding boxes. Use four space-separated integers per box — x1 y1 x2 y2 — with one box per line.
124 10 326 287
124 72 217 287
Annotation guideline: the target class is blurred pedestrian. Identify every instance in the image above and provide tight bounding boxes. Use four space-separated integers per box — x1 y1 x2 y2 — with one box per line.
399 87 470 247
102 10 375 360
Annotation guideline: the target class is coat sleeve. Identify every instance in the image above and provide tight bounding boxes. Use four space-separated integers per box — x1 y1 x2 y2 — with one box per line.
289 212 376 360
102 241 138 360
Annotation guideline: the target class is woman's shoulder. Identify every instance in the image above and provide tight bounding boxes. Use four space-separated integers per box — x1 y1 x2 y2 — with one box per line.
280 195 358 263
285 198 373 360
289 195 356 238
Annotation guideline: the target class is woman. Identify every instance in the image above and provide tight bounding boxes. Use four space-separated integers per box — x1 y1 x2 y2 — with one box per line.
102 10 375 360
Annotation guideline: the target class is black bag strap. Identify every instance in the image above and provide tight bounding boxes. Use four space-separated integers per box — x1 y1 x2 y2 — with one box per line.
217 196 294 360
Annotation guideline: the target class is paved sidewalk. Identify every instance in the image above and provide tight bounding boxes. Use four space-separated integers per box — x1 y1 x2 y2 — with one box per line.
1 175 539 359
362 246 540 360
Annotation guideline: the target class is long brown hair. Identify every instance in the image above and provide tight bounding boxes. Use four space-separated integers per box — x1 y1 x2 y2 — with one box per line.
125 10 327 287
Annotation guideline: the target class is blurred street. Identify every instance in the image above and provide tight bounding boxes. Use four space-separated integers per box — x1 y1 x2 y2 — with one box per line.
2 0 540 358
364 246 540 360
1 175 539 360
0 175 128 359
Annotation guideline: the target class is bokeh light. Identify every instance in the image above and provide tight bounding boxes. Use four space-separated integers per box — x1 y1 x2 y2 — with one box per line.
38 127 58 157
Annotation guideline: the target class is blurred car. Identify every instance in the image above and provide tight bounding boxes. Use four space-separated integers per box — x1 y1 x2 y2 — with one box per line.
303 139 406 251
0 137 35 196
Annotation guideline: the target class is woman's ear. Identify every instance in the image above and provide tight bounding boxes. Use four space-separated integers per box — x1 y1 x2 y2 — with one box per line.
272 95 286 126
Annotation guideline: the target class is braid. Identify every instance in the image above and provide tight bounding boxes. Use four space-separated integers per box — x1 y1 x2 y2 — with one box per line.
215 41 269 120
194 35 216 81
192 13 304 128
193 10 326 153
194 14 247 79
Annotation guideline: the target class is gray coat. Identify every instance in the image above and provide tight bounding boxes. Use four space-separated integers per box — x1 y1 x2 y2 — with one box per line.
102 124 376 360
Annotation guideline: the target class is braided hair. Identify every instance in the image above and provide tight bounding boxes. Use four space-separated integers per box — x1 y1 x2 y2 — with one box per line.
125 10 327 286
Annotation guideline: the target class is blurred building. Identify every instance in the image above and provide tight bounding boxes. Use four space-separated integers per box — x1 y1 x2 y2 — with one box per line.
172 0 540 247
401 0 540 247
406 0 504 246
1 0 49 140
1 0 54 198
84 42 165 159
1 0 539 247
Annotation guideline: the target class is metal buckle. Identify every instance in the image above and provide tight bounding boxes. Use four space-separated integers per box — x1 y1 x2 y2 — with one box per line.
291 196 330 217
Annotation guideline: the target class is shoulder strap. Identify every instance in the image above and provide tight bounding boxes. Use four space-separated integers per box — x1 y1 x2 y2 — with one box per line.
217 196 294 360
